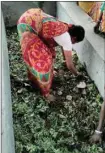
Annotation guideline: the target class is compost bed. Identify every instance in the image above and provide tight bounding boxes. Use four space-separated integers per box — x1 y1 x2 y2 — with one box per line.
6 27 105 153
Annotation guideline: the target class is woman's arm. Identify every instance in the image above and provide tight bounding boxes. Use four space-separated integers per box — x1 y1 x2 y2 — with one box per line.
63 50 79 75
90 100 105 143
96 100 105 131
94 12 103 34
53 32 80 75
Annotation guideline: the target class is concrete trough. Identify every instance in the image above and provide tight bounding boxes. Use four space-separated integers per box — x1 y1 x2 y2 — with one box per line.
1 2 105 153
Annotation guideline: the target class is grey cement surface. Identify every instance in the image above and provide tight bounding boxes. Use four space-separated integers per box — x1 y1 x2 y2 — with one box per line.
57 2 105 98
42 1 57 17
2 1 39 27
2 1 57 27
1 12 15 153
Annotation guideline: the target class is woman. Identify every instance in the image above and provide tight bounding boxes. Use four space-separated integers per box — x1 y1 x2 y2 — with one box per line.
93 2 105 35
90 100 105 143
17 8 85 102
78 2 105 34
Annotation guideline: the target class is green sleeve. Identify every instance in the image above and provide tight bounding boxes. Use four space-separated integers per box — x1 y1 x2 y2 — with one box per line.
100 2 105 12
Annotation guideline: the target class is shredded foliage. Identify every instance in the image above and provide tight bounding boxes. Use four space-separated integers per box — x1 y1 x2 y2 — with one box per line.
6 27 104 153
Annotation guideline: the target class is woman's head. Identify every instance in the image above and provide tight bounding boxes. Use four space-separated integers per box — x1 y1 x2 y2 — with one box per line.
68 25 85 44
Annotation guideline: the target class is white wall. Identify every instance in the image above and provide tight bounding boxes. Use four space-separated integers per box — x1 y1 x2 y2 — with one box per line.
1 11 15 153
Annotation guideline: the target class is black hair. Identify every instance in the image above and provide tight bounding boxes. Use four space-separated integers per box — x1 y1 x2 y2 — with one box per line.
68 25 85 42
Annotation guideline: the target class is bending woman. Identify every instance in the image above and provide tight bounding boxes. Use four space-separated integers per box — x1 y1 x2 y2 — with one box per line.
17 8 85 101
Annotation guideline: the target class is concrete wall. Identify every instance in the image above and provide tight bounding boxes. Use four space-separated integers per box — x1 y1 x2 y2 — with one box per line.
2 1 57 27
1 11 15 153
42 1 57 17
1 1 39 27
57 2 105 98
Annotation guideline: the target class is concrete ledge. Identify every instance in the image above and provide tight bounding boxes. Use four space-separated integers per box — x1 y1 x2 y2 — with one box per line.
2 1 57 27
1 12 15 153
57 2 105 98
1 1 39 27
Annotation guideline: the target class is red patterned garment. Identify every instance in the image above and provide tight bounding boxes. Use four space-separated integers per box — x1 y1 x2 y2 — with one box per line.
17 8 69 96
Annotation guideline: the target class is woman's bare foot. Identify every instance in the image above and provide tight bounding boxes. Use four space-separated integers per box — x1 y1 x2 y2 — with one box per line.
53 69 65 76
53 70 58 76
58 70 65 76
46 94 56 103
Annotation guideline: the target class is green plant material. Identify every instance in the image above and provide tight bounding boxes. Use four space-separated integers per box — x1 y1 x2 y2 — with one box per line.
6 27 104 153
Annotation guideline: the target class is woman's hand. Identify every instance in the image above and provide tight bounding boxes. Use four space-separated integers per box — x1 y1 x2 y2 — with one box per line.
94 12 103 34
77 72 83 76
63 50 78 75
76 72 85 80
90 133 102 144
94 24 100 34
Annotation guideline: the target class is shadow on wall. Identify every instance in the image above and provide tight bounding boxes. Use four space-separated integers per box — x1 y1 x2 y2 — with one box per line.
2 1 57 27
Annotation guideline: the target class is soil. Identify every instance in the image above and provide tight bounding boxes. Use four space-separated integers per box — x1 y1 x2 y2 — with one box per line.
6 26 104 153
